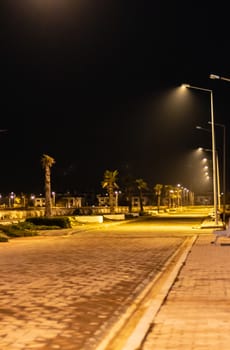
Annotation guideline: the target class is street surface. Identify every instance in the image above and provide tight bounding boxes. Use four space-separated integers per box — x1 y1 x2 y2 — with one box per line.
0 216 204 350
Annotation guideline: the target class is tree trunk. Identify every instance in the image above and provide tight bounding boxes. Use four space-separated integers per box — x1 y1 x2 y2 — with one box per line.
109 186 115 214
157 195 161 212
45 165 52 217
139 190 144 214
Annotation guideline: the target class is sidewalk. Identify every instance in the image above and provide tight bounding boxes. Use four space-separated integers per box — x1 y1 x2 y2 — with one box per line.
141 233 230 350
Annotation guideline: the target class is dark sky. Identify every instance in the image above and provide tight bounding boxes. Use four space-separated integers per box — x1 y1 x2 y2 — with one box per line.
2 2 230 195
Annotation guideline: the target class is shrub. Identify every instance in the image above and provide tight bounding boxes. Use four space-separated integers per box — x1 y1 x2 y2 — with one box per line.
0 222 38 238
25 216 71 228
0 233 8 242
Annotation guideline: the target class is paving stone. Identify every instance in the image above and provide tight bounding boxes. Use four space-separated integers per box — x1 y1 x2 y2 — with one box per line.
142 234 230 350
0 225 185 350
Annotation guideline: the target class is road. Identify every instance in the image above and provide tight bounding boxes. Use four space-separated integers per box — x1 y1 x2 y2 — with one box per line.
0 216 205 350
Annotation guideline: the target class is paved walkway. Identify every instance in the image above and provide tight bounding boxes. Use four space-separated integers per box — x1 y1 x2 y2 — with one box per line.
0 225 187 350
2 220 230 350
141 233 230 350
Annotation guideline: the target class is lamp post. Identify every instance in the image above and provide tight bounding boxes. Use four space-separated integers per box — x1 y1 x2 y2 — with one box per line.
208 122 226 226
209 74 228 226
198 146 221 211
182 84 218 224
198 123 227 224
52 191 56 207
196 124 222 212
115 191 118 212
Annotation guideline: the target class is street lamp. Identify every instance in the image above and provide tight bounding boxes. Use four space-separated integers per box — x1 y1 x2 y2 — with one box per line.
196 125 222 211
208 122 226 226
209 74 228 225
182 84 218 225
197 146 221 211
198 121 227 225
210 74 230 83
52 191 56 207
115 190 121 212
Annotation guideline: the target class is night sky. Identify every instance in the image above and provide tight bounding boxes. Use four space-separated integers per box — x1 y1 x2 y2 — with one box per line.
2 2 230 195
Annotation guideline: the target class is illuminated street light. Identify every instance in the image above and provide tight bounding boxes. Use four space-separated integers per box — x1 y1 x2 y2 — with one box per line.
9 192 15 208
196 124 222 212
208 122 226 225
209 74 228 224
52 191 56 207
182 84 218 225
198 153 210 177
115 190 121 212
198 147 221 211
197 123 226 221
198 121 227 225
210 74 230 83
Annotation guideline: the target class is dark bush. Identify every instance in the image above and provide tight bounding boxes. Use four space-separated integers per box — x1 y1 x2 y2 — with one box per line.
26 216 71 228
0 222 38 238
0 233 8 242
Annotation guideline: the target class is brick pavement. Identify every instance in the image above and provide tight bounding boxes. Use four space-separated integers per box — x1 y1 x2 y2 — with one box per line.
0 227 187 350
141 233 230 350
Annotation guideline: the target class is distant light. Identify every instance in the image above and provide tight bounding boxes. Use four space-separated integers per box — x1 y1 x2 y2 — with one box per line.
210 74 220 80
209 73 230 82
181 84 190 88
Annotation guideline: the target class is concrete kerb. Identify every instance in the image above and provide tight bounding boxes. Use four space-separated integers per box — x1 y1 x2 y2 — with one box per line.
95 234 198 350
200 217 224 229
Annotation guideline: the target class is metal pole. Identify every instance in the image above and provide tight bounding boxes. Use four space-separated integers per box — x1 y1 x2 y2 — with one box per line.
216 152 221 210
209 75 228 226
183 84 218 224
209 122 226 225
196 128 221 217
214 123 226 226
210 91 218 225
223 125 226 225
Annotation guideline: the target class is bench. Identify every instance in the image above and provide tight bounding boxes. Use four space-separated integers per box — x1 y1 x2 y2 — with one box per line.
212 218 230 244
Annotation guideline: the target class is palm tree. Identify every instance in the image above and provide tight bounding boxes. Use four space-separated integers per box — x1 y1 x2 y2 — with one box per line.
136 178 148 214
164 185 176 208
101 170 119 214
121 174 135 213
154 184 163 212
41 154 55 217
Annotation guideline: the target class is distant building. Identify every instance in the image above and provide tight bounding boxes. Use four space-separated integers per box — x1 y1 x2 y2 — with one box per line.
33 196 83 208
96 194 110 207
195 194 212 205
34 197 45 207
56 196 82 208
131 195 151 208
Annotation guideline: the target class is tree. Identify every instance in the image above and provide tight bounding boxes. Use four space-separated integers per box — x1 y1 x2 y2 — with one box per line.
41 154 55 217
136 178 148 214
121 174 135 213
101 170 119 214
154 184 163 212
164 185 179 208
